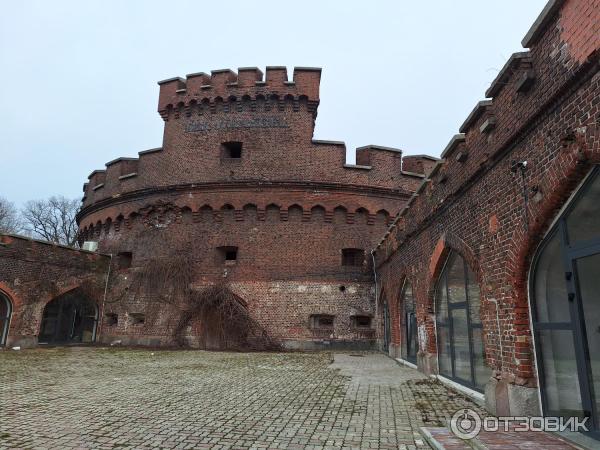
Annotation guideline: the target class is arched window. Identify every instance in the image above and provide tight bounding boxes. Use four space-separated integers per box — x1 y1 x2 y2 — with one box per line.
435 251 489 391
0 292 12 346
531 166 600 430
400 280 418 364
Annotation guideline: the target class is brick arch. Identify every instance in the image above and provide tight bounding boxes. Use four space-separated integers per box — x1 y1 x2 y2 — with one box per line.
0 284 21 341
36 284 100 339
38 283 94 309
429 232 481 292
283 94 295 109
332 205 347 223
79 201 389 231
310 205 326 222
511 162 598 309
425 232 483 354
198 203 213 211
265 203 281 221
286 204 303 222
376 208 390 220
242 203 258 221
386 271 410 347
508 162 599 379
104 217 112 234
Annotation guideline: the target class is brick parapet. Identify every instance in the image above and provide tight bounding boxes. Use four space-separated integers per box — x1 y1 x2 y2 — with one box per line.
81 66 427 220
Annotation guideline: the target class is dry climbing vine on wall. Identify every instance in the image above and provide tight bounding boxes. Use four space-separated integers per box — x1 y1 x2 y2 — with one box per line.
99 211 278 350
171 283 280 351
124 250 279 351
129 253 195 306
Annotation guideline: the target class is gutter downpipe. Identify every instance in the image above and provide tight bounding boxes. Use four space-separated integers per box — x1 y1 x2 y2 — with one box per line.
371 249 380 348
98 253 113 343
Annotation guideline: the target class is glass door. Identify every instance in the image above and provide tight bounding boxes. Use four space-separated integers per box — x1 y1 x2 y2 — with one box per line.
570 245 600 436
531 166 600 439
435 251 489 391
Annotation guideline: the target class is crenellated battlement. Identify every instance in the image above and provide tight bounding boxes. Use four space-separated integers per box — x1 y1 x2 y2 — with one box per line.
81 143 427 212
157 66 321 121
80 65 433 219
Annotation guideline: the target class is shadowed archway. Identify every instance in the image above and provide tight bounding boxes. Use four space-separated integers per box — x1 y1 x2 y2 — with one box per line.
38 289 98 344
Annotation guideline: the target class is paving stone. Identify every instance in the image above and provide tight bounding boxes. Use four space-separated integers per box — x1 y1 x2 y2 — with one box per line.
0 348 489 449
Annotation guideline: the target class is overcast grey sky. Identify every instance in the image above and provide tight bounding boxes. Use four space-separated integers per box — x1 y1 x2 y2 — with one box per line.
0 0 547 206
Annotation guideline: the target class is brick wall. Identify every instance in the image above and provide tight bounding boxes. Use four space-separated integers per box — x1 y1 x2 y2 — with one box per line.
75 66 426 349
374 0 599 415
0 235 110 347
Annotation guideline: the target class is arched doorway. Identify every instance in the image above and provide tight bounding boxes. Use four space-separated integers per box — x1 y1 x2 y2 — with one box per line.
38 290 98 344
400 280 418 364
531 166 600 438
435 250 490 391
0 292 12 346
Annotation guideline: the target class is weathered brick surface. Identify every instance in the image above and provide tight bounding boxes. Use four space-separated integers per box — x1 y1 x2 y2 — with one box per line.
74 66 427 349
0 235 110 347
374 0 599 414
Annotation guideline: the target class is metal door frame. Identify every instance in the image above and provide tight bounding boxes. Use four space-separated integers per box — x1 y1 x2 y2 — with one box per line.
435 252 482 392
0 292 11 346
530 165 600 439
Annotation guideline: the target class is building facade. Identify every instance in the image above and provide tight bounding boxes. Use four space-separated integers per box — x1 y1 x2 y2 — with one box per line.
373 0 600 435
72 67 433 349
0 235 110 348
0 0 599 442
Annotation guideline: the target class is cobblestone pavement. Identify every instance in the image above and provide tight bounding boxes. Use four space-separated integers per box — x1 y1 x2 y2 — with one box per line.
0 348 484 449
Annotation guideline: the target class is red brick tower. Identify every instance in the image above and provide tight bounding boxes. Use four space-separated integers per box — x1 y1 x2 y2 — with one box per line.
77 66 430 348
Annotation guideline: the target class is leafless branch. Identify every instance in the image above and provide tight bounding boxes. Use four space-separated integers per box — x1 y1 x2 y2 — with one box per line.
0 197 23 234
21 196 80 246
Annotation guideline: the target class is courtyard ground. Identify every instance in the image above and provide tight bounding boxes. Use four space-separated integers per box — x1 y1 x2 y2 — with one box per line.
0 348 576 449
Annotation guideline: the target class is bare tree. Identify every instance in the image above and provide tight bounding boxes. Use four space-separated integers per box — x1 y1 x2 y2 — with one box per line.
0 197 23 234
21 196 80 246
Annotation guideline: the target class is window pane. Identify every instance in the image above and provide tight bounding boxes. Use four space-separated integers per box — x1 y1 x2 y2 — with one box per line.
533 232 570 323
437 325 452 377
401 281 414 360
466 265 481 324
566 171 600 244
576 252 600 421
0 296 10 345
407 312 418 361
472 327 491 390
537 329 584 419
403 282 414 313
447 254 467 303
0 296 7 320
435 276 448 323
451 308 472 382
